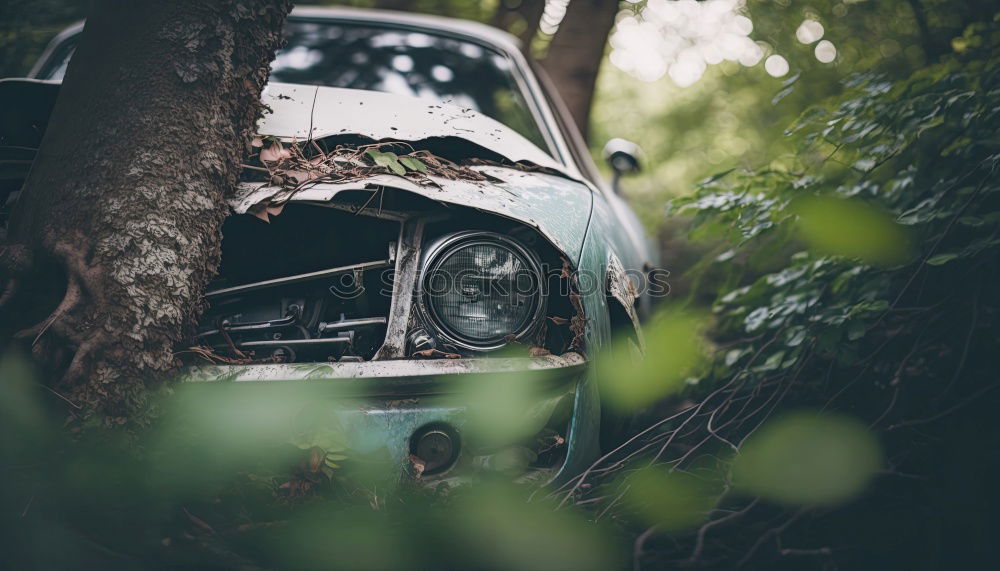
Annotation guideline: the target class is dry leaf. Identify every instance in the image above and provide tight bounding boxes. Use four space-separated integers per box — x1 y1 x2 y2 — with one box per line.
308 446 324 473
183 508 215 534
282 170 312 185
278 478 315 498
249 204 271 223
260 140 291 163
407 454 426 478
412 348 461 359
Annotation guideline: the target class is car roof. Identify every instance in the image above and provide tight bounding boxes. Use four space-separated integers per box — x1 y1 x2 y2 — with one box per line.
25 6 595 183
30 6 524 79
290 6 523 54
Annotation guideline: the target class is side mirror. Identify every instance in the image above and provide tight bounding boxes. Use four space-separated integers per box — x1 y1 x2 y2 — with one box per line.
602 138 643 193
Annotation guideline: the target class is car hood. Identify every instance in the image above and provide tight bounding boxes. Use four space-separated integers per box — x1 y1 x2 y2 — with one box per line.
232 165 593 263
260 83 565 173
240 83 594 262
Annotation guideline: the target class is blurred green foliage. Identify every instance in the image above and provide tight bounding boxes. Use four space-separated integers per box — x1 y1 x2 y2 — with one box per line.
621 467 721 532
596 308 709 411
733 411 882 505
639 10 1000 567
789 195 913 266
257 481 620 571
0 0 86 78
671 19 999 378
0 350 623 569
592 0 997 230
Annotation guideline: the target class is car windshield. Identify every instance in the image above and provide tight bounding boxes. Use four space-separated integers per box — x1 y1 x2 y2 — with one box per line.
38 19 550 152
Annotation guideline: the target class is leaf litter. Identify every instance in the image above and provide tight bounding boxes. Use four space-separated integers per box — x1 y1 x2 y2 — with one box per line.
240 136 570 220
242 138 499 217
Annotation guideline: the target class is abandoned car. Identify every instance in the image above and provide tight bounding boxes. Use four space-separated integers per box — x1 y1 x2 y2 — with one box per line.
0 7 656 486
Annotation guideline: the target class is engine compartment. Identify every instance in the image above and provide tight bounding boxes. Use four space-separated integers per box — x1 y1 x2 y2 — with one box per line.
193 193 583 365
195 204 398 363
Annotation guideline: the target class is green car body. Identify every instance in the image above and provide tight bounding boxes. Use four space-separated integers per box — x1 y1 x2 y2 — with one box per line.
14 6 657 488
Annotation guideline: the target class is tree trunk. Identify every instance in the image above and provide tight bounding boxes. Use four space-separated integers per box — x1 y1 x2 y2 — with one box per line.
491 0 546 52
0 0 292 418
373 0 417 11
540 0 619 140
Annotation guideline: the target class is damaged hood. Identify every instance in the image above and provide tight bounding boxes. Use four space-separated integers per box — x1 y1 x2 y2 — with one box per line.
233 166 593 263
259 83 564 173
242 83 595 262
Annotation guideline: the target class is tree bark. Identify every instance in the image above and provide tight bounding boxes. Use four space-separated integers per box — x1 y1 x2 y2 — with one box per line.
0 0 292 418
904 0 936 59
540 0 619 141
491 0 546 52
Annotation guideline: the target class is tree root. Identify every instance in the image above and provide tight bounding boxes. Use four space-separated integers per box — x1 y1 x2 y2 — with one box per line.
15 275 83 344
60 331 109 388
8 237 108 390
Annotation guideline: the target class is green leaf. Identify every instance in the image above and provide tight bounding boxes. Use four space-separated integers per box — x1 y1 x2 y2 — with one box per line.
596 309 708 411
399 156 428 172
387 160 406 176
288 404 350 452
733 411 882 506
958 216 984 227
867 300 890 312
785 326 807 347
696 168 736 187
926 253 960 266
846 320 866 341
366 150 406 175
758 350 786 371
791 196 913 266
724 348 749 366
816 328 841 351
622 468 721 531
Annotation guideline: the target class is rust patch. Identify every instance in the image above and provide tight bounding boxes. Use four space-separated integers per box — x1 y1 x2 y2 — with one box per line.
561 258 588 353
606 252 644 350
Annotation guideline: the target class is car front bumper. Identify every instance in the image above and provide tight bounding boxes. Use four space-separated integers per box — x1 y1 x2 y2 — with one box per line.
180 352 598 487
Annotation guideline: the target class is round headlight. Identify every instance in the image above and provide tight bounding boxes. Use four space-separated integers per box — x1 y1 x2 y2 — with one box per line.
420 232 545 350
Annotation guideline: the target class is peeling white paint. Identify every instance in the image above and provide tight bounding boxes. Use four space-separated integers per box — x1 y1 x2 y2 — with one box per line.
259 83 565 172
185 352 586 385
231 165 593 262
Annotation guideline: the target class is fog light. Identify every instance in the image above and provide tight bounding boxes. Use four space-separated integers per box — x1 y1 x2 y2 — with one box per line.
411 425 459 475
